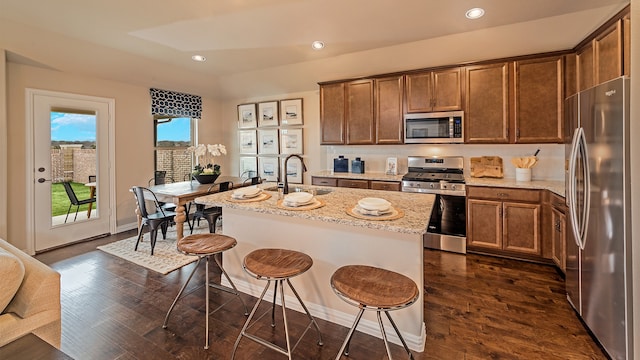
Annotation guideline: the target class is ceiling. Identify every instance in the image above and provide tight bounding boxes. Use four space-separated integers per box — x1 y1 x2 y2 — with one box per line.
0 0 630 100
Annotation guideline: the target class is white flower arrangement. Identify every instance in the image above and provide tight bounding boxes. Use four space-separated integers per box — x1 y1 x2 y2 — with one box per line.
187 144 226 175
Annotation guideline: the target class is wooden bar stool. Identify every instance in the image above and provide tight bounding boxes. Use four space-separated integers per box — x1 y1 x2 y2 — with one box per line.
330 265 419 360
162 233 248 350
231 248 324 360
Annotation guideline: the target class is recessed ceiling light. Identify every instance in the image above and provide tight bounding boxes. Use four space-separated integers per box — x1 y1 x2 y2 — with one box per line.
311 41 325 50
465 7 485 19
191 55 206 62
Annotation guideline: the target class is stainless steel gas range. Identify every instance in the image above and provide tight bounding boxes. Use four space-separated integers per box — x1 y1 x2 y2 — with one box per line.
402 156 467 254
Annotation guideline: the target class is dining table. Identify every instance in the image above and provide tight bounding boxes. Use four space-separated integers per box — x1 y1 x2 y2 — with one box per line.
143 176 246 240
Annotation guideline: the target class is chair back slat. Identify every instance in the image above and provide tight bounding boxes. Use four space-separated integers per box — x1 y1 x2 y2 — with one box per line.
132 186 150 218
63 182 80 205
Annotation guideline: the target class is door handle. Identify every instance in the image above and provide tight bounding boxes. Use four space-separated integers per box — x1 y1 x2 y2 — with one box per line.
38 178 52 183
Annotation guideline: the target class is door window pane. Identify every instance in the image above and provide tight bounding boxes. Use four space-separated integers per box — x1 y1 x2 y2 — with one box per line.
50 110 97 224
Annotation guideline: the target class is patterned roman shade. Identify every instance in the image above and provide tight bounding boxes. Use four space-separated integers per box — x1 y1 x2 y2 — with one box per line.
150 88 202 119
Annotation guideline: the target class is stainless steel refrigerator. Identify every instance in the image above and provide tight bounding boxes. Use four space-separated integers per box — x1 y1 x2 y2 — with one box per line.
565 76 633 360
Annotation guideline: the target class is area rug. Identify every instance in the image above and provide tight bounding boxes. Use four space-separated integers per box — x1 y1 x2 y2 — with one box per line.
98 224 211 275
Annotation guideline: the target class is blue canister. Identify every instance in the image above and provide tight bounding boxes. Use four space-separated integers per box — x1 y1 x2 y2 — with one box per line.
333 155 349 173
351 157 365 174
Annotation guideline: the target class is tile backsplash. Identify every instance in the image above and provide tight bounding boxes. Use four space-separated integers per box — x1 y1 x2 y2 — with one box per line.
322 143 564 181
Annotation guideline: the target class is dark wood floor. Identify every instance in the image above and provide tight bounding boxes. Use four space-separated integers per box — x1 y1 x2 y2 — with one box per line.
35 231 606 360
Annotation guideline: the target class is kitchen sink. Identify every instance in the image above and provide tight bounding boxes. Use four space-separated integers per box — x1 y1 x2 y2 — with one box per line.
262 186 332 195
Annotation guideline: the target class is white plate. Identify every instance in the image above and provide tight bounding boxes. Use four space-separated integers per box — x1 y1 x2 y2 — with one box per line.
283 198 316 207
357 197 391 211
284 192 314 204
232 186 262 198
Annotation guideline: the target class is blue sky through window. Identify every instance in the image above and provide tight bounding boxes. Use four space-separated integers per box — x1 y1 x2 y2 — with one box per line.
51 112 96 141
157 117 191 142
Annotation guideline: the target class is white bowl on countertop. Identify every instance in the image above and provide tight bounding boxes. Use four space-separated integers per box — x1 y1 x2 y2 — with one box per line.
284 191 314 205
357 197 391 211
232 186 263 198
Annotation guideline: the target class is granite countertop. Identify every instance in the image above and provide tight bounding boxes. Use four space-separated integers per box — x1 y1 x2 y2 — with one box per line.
465 177 565 197
196 183 434 235
312 170 404 182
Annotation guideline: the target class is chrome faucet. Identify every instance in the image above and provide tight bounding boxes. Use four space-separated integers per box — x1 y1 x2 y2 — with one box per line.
283 154 307 194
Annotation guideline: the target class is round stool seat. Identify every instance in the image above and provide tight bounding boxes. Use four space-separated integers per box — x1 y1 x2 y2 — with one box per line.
177 233 237 255
244 248 312 279
331 265 419 308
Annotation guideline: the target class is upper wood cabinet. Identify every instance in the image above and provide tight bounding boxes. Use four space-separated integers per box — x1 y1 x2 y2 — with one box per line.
577 42 595 92
375 76 404 144
465 62 510 144
405 68 463 113
512 56 563 143
320 76 403 145
623 15 630 76
346 80 375 144
320 83 345 145
564 53 577 97
575 7 629 92
595 21 623 84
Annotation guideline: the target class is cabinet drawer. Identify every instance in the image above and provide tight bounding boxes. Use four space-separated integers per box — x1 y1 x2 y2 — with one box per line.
467 186 541 202
311 177 337 187
337 179 369 189
370 181 401 191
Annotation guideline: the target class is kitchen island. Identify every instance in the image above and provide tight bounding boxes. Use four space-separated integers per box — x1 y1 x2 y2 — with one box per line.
196 184 434 352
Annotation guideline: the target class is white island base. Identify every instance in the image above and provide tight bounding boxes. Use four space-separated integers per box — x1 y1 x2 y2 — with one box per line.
219 207 427 352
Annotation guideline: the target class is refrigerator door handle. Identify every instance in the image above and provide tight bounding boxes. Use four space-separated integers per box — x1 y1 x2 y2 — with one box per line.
568 128 582 248
578 129 590 250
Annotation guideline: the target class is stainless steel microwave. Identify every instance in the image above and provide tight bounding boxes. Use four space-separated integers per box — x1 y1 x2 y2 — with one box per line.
404 111 464 144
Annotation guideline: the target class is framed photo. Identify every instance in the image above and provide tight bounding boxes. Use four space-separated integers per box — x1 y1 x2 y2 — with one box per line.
280 128 303 155
386 157 398 175
280 98 303 125
281 156 303 184
237 103 257 128
239 130 257 154
258 157 279 182
239 157 258 179
258 101 279 127
258 129 279 155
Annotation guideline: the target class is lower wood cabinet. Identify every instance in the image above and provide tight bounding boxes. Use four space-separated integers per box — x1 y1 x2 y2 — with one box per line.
467 186 542 258
311 176 400 191
337 179 369 189
547 192 567 273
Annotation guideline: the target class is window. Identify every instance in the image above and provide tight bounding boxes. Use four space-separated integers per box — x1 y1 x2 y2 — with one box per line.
154 117 197 183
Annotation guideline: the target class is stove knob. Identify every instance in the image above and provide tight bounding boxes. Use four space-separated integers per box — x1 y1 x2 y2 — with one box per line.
451 184 457 191
429 183 435 189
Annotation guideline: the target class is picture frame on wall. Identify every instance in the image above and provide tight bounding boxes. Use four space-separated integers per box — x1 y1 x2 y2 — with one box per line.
258 101 279 127
239 157 258 179
280 128 303 155
237 103 257 128
279 98 303 125
258 157 279 182
239 130 257 154
281 156 303 184
258 129 279 155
